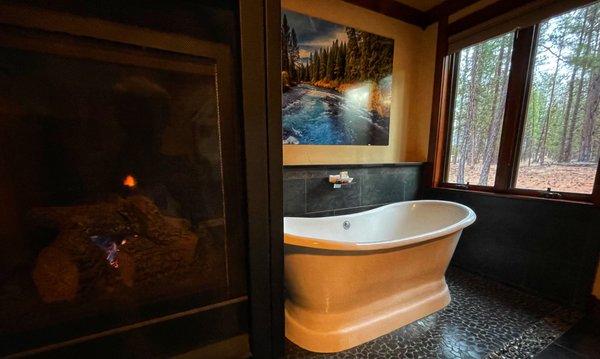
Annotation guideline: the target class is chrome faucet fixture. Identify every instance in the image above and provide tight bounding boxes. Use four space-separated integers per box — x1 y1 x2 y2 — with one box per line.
329 171 354 189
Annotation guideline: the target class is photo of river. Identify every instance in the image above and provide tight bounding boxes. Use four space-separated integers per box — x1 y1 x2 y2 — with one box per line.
283 81 391 145
281 10 394 146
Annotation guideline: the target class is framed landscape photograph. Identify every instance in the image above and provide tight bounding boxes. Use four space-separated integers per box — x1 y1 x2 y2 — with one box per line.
281 10 394 146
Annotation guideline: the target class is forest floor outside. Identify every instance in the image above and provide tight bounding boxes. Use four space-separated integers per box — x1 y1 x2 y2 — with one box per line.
447 163 597 194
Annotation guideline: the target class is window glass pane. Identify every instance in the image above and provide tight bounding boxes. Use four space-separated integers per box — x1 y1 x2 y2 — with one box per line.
515 2 600 194
446 32 514 186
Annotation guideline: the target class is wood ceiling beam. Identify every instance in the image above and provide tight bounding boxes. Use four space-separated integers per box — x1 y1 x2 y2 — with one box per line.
424 0 481 25
342 0 427 28
447 0 598 36
342 0 492 29
447 0 533 35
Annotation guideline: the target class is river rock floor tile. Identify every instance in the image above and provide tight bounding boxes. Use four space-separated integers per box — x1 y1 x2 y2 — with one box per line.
284 267 582 358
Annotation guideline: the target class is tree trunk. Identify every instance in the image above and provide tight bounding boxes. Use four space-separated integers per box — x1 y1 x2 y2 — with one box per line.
535 35 565 165
451 63 467 165
457 46 481 184
567 67 590 154
579 71 600 162
479 40 510 185
559 8 589 162
559 72 581 162
525 92 539 166
578 16 600 162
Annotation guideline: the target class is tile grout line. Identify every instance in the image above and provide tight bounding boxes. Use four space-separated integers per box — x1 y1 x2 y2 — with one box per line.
303 176 307 215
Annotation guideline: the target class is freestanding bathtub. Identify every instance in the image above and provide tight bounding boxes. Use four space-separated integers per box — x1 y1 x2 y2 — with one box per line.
284 200 476 353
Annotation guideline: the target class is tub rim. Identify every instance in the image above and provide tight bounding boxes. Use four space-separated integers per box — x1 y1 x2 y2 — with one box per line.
284 200 476 251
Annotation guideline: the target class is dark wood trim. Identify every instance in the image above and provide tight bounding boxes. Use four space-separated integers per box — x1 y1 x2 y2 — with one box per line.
299 0 599 32
592 157 600 206
438 183 596 206
238 0 284 357
265 0 285 356
424 16 450 188
447 0 598 36
440 54 460 183
494 26 537 191
341 0 508 28
424 0 481 26
439 182 496 193
238 1 271 357
342 0 427 28
341 0 507 29
448 0 534 36
508 188 592 202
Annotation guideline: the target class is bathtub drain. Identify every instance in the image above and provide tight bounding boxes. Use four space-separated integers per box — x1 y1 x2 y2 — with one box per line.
343 220 351 230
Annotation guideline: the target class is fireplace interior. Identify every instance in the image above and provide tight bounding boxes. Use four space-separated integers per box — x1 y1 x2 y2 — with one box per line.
0 43 234 354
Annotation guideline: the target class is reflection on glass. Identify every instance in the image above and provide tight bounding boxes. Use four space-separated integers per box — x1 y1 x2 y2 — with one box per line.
0 45 230 352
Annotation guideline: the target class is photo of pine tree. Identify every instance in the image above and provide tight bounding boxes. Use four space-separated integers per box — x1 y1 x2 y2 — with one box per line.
281 10 394 145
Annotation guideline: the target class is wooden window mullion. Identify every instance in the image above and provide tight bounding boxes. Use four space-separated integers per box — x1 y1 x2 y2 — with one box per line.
494 26 537 192
593 157 600 206
439 54 459 185
426 16 451 189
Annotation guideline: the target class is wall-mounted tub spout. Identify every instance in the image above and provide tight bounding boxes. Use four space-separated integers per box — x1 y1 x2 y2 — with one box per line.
329 171 353 189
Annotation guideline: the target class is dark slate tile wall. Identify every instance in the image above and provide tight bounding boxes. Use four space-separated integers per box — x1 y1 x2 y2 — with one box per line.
283 164 422 217
424 188 600 308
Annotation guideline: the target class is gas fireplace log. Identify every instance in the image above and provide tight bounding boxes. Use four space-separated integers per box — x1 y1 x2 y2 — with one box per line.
29 196 190 241
30 195 200 303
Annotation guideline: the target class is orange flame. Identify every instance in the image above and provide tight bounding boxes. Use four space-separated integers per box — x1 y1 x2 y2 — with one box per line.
123 175 137 188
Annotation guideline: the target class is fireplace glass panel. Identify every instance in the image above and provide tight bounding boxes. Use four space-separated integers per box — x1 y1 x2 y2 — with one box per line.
0 44 235 353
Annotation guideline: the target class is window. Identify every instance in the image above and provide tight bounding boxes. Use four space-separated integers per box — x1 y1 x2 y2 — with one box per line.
515 5 600 194
436 1 600 204
446 32 514 187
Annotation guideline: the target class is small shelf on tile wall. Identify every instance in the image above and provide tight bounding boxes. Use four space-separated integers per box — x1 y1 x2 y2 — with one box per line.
329 172 354 189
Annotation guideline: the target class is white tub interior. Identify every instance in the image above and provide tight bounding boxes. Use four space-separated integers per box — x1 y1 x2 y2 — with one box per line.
284 200 476 249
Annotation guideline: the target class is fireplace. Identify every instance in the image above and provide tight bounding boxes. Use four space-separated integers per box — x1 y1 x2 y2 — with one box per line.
0 16 245 355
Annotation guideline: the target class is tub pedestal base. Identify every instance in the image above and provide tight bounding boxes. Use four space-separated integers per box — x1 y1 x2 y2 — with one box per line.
285 280 451 353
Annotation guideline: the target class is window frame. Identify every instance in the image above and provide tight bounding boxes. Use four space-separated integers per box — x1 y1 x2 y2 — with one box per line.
443 30 518 190
429 12 600 206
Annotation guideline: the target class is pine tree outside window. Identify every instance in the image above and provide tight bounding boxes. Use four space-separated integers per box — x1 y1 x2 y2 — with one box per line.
446 32 515 187
514 4 600 194
438 1 600 204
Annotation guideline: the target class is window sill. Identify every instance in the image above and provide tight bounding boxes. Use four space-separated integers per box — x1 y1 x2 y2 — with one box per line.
433 183 597 207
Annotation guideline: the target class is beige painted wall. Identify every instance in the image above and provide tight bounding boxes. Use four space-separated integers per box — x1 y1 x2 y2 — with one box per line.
282 0 437 165
408 23 437 160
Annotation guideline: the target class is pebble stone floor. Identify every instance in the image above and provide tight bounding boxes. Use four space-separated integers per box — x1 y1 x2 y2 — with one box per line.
284 267 582 359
